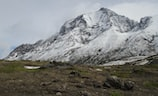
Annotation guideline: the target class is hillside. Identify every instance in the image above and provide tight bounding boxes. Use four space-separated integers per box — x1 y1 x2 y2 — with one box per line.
5 8 158 65
0 57 157 96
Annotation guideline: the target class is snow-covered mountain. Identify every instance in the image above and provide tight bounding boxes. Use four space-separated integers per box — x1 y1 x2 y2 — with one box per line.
5 8 158 65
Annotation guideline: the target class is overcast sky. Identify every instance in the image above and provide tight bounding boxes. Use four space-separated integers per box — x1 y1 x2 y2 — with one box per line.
0 0 158 58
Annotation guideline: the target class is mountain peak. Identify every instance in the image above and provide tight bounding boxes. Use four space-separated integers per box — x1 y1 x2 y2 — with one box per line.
59 7 137 36
98 7 117 16
99 7 113 12
5 8 158 65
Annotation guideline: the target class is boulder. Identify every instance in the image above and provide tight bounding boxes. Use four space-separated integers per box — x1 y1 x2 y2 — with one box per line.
124 81 135 90
69 71 81 77
80 91 91 96
56 92 62 96
103 76 134 90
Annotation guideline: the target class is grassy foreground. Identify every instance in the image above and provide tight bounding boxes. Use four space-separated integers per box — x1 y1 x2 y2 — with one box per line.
0 60 157 96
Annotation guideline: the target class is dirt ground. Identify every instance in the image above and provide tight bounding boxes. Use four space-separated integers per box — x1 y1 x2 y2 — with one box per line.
0 60 157 96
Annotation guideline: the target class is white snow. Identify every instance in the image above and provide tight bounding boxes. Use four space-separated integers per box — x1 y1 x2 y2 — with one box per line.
24 66 40 69
5 8 158 65
102 56 148 66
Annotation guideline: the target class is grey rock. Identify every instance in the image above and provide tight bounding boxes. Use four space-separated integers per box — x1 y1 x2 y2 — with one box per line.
56 92 62 96
124 81 135 90
80 91 91 96
103 76 134 90
69 71 81 77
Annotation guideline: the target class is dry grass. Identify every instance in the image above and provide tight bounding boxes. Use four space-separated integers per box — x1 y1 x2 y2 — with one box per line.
0 60 157 96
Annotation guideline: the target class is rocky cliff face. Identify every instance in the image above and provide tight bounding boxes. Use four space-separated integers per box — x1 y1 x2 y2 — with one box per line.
5 8 158 65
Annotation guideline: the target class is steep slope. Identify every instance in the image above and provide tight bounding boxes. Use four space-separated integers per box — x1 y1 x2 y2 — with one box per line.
5 8 158 65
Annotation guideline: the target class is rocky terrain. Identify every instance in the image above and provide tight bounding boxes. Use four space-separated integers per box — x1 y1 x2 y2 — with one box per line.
0 55 158 96
1 6 158 96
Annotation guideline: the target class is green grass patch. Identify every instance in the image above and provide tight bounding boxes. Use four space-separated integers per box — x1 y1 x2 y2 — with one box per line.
0 60 43 73
143 81 158 89
0 63 26 73
66 65 90 75
111 71 131 78
110 91 122 96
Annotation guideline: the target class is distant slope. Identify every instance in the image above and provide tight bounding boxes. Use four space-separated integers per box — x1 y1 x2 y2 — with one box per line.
5 8 158 65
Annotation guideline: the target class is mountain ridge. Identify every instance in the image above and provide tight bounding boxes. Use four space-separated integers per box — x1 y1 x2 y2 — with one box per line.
5 8 158 65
